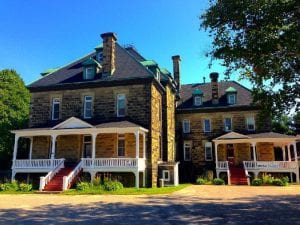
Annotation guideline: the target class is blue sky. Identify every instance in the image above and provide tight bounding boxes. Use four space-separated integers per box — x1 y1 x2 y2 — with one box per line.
0 0 250 87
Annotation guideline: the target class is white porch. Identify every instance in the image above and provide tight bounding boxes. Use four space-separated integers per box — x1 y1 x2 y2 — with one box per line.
11 117 148 189
214 132 299 184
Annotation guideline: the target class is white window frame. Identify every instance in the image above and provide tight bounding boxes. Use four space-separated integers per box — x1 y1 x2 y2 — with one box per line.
203 119 211 132
117 134 125 157
224 117 232 132
82 135 92 158
83 96 93 119
246 116 255 131
51 98 60 120
227 93 236 104
182 120 190 134
162 170 170 181
205 142 213 161
194 96 202 106
117 94 126 117
84 67 94 80
183 141 192 161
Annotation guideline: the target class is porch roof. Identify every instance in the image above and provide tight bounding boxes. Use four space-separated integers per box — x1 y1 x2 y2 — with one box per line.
11 117 148 137
213 132 297 145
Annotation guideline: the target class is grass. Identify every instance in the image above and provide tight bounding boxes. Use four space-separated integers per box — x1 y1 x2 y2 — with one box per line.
63 184 190 195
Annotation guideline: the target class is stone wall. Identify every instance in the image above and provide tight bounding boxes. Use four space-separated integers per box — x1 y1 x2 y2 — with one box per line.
257 142 274 161
32 136 50 159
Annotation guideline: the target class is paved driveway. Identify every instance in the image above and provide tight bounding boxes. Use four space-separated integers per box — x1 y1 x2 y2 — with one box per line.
0 185 300 225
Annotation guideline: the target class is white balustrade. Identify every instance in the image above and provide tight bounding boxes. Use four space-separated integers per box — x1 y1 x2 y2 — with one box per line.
216 161 229 170
243 161 298 171
39 159 65 191
82 158 145 171
63 161 83 191
14 159 64 169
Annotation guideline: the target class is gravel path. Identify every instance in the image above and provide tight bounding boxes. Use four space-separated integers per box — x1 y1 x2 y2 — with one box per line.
0 185 299 225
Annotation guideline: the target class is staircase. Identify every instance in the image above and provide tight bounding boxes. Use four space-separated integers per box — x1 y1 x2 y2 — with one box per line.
43 166 74 191
229 166 248 185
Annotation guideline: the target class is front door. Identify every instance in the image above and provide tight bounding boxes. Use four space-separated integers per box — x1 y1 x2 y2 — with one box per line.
227 144 235 166
83 135 92 158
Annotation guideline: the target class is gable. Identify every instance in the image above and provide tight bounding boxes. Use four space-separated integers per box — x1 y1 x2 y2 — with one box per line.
52 117 94 129
215 132 251 140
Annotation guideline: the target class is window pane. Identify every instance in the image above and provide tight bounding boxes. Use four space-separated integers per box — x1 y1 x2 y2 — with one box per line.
205 142 213 161
52 100 60 120
224 118 232 131
183 120 190 133
118 139 125 156
117 94 126 117
204 119 210 132
184 143 191 161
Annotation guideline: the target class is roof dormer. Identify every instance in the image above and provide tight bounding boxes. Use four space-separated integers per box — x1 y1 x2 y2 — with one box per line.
141 60 161 81
226 87 237 104
94 44 103 63
192 89 203 106
82 58 101 80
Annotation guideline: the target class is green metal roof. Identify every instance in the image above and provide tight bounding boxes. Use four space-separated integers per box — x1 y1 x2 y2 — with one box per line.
141 60 158 67
82 58 101 67
40 68 60 76
94 44 103 50
225 87 237 93
160 68 171 75
192 89 203 95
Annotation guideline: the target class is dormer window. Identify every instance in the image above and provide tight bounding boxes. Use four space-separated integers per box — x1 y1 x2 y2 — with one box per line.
226 87 237 105
156 70 160 81
192 89 203 106
84 67 94 80
97 51 103 62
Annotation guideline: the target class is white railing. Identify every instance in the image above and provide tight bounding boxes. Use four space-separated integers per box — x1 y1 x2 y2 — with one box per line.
243 161 298 171
63 161 83 191
14 159 64 169
82 158 145 170
39 159 65 191
216 161 229 170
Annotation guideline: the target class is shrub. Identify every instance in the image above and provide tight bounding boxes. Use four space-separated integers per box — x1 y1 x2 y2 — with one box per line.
212 178 225 185
0 181 19 191
196 178 206 185
206 170 214 181
251 178 263 186
103 180 123 191
19 183 32 192
92 176 101 187
272 178 287 186
281 176 289 185
76 182 90 191
262 174 273 185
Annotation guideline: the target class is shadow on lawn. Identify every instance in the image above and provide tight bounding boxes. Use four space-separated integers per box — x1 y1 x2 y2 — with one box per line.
0 195 299 225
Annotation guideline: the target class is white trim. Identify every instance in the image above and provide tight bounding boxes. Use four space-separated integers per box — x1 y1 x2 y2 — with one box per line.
52 117 94 130
183 141 192 161
182 120 190 133
162 170 170 181
83 96 93 119
227 93 236 104
203 119 211 133
205 142 213 161
117 94 126 117
51 98 60 120
194 96 202 106
84 67 94 80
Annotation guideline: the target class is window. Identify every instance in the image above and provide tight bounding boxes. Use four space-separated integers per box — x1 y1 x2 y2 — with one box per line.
97 51 103 62
117 134 125 157
183 141 192 161
205 142 213 161
52 98 60 120
224 117 232 132
117 94 126 117
227 94 236 104
162 170 170 181
84 67 94 80
83 135 92 158
156 70 160 81
203 119 211 132
194 96 202 106
84 96 93 119
182 120 190 133
246 116 255 131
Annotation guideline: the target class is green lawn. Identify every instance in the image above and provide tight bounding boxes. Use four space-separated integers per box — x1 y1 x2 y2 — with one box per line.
63 184 190 195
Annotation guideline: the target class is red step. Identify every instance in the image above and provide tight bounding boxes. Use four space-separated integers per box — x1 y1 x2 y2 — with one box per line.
43 167 74 191
229 166 248 185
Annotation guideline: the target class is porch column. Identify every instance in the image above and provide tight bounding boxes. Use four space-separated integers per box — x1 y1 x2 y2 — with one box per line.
214 142 219 166
29 137 33 160
135 131 139 158
251 142 257 161
142 132 146 159
293 142 298 162
50 135 57 167
287 145 291 162
12 135 20 168
135 171 139 188
91 133 97 159
282 146 286 161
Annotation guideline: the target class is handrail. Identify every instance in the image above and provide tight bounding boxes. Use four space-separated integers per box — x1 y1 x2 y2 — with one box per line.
216 161 229 169
14 159 63 169
63 161 83 191
243 161 298 170
243 161 250 185
39 159 65 191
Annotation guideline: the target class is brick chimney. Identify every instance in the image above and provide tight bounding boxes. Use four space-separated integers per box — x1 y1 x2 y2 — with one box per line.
101 32 117 76
210 72 219 104
172 55 181 90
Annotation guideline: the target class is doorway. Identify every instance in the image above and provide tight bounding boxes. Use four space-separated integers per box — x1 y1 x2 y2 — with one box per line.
227 144 235 166
83 135 92 158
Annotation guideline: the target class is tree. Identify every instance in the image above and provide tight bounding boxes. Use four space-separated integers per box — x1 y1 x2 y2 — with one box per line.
200 0 299 117
0 69 30 169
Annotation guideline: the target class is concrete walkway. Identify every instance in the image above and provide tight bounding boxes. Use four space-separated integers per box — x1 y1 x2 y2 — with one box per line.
0 185 300 225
